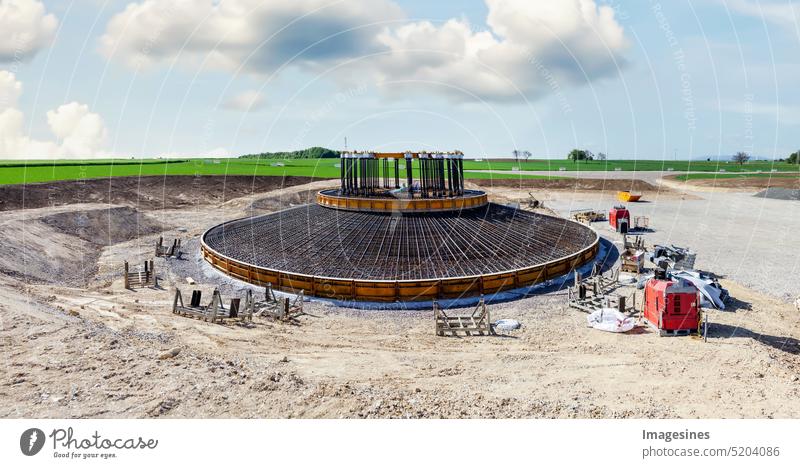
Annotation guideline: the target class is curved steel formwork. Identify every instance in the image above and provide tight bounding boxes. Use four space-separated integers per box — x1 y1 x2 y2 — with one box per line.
201 202 599 303
315 189 488 213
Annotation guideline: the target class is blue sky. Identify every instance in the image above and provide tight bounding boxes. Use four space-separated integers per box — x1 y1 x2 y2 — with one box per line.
1 0 799 159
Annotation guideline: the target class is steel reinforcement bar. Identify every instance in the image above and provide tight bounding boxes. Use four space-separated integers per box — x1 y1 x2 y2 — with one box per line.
200 222 599 303
316 189 488 213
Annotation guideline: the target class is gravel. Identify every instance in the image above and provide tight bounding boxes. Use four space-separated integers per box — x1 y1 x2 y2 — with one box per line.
754 188 800 201
545 190 800 302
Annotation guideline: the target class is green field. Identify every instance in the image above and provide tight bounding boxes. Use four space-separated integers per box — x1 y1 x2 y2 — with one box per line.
674 172 800 181
460 159 800 173
0 157 798 185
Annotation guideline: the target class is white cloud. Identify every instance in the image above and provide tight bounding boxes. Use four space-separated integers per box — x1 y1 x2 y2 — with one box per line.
222 90 266 112
99 0 403 71
47 102 108 156
370 0 628 101
0 0 58 62
0 71 108 159
0 68 22 108
716 0 800 30
99 0 627 102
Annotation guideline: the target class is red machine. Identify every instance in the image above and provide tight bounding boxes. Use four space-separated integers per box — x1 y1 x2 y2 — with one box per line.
609 205 630 232
643 277 701 335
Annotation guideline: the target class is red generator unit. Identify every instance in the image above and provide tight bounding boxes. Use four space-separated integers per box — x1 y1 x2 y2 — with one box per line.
609 205 630 233
643 277 701 336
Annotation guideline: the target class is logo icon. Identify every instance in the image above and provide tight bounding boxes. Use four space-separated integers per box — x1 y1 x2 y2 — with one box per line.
20 428 45 456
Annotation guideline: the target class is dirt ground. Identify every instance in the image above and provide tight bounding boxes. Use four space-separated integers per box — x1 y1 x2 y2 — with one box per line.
472 177 667 193
663 174 800 190
0 175 316 212
1 175 798 418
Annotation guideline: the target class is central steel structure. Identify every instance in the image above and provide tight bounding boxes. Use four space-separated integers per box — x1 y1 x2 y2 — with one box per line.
202 150 599 303
339 151 464 198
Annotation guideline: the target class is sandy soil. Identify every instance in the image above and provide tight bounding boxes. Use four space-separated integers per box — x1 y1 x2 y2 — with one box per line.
1 176 799 418
0 175 317 212
663 174 800 191
472 177 671 194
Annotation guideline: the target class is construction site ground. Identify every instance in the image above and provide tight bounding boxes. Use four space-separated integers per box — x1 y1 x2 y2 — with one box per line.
1 175 798 418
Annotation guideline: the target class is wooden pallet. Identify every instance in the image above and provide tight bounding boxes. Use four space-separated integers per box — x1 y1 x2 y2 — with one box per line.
124 260 157 289
434 298 492 336
570 209 605 224
646 312 707 338
659 328 693 337
172 288 253 324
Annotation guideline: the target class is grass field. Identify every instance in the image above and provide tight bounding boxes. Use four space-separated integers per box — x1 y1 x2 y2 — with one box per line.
0 157 798 185
674 172 800 181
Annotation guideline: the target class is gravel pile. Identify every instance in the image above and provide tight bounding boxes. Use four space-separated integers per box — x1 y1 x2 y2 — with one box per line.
754 188 800 201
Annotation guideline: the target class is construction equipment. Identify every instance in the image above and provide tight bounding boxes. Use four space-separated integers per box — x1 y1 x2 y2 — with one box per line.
643 273 702 336
434 297 492 336
617 191 642 202
609 205 630 233
568 268 635 314
124 260 157 289
620 235 645 274
155 237 182 258
570 209 605 224
649 244 696 270
255 283 304 322
172 288 254 324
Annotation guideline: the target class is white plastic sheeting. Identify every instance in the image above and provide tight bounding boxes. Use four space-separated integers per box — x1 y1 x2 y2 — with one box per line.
587 308 635 333
670 270 727 310
494 319 521 332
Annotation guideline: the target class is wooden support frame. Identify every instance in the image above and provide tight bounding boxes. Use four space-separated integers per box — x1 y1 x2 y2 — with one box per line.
124 260 158 289
172 288 254 324
568 267 636 314
255 283 304 322
155 237 183 258
434 297 493 337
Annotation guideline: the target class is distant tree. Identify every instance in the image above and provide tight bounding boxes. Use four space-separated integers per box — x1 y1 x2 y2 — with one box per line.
567 149 593 162
732 151 751 166
522 150 532 161
512 149 520 163
567 149 580 161
788 151 800 165
596 152 607 161
239 146 339 159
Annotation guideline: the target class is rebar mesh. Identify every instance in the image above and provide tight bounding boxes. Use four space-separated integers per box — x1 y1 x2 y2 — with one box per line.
203 203 596 281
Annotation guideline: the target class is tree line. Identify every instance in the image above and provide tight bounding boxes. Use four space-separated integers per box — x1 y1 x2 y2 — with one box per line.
239 147 339 159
